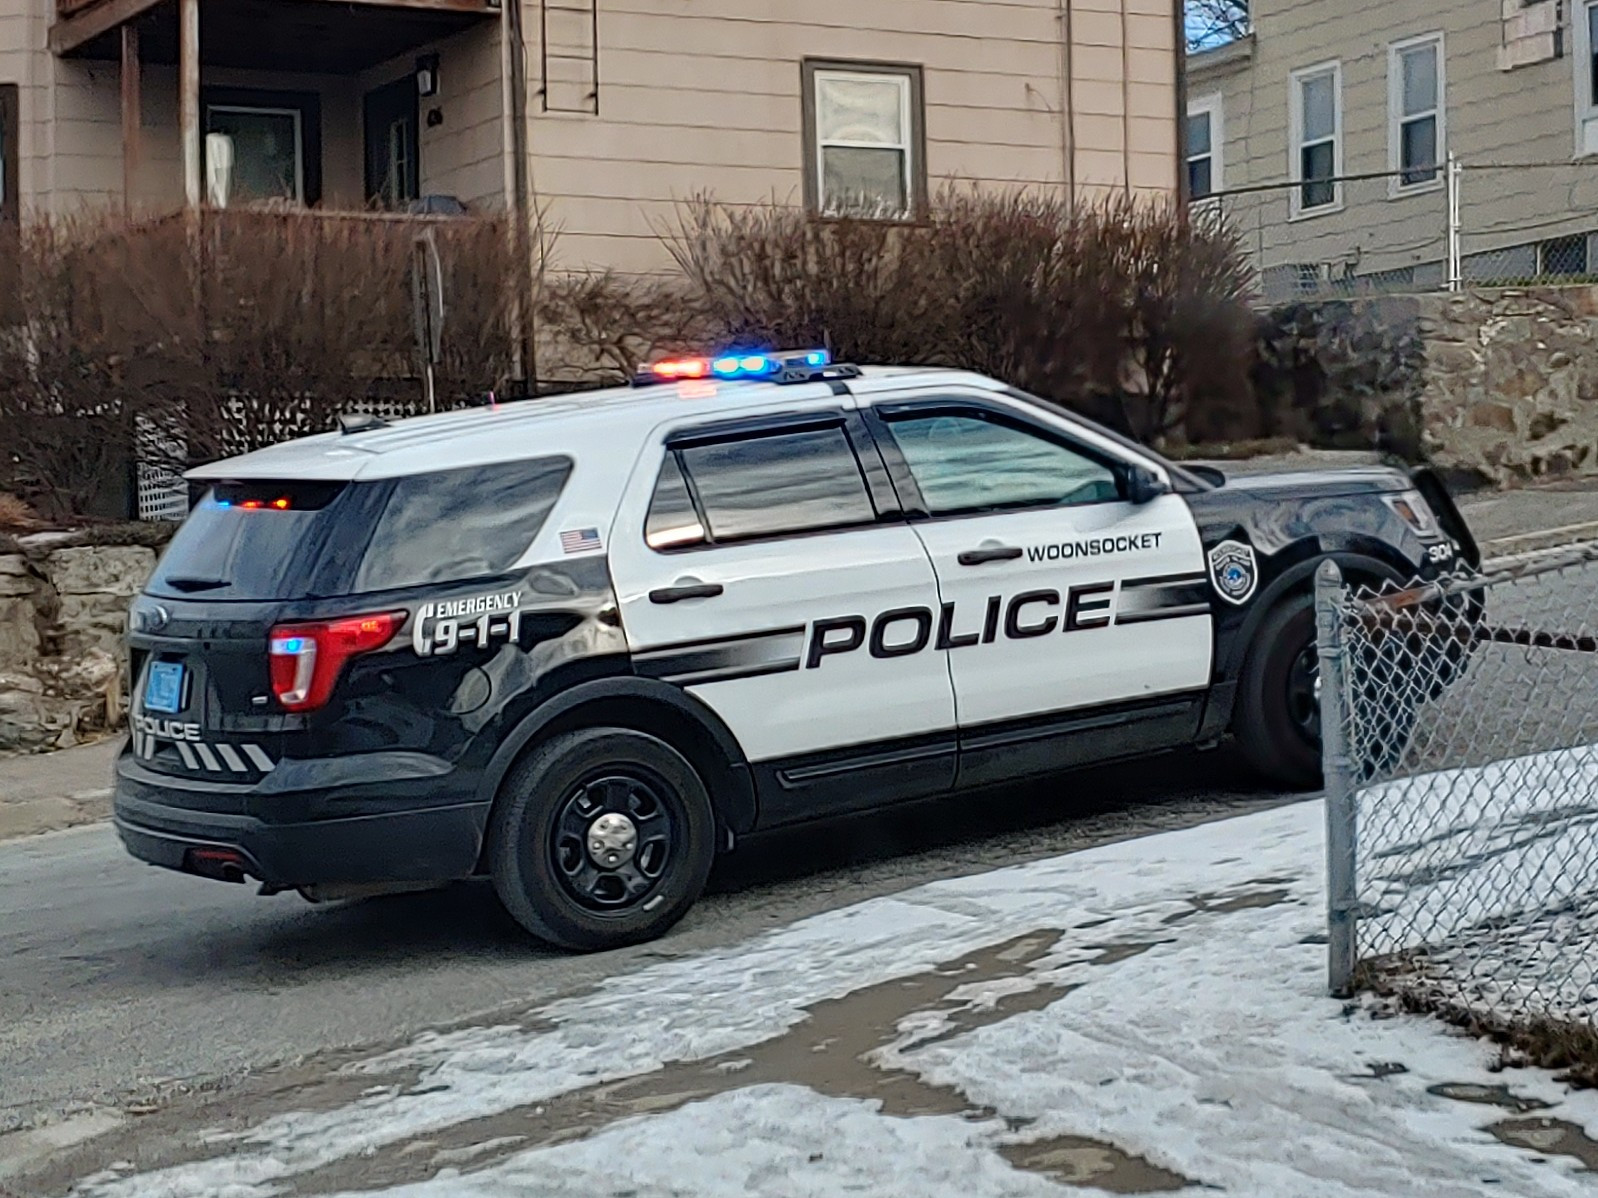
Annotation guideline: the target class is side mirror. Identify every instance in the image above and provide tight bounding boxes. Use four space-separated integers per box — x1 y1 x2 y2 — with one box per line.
1126 466 1170 506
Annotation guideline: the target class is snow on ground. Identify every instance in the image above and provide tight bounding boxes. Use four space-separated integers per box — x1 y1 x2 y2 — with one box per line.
78 801 1598 1198
1357 746 1598 1022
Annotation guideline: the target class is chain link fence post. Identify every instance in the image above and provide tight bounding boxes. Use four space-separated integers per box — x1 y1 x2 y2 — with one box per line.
1316 559 1358 997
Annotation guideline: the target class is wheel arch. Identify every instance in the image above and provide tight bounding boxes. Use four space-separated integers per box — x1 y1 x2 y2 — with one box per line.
475 677 758 851
1232 548 1407 673
1203 546 1410 737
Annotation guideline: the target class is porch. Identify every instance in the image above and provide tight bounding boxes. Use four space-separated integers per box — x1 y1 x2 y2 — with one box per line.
49 0 512 214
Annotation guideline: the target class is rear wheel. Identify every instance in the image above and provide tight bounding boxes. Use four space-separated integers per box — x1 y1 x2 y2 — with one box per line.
488 727 716 951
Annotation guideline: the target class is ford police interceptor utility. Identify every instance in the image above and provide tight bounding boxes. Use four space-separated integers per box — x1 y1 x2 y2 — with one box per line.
116 351 1478 950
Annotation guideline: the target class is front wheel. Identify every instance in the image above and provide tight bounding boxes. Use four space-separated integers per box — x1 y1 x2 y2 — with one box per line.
1234 592 1418 791
1234 595 1324 790
487 727 716 951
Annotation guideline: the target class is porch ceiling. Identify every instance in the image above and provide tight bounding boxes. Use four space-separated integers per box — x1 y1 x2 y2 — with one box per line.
57 0 497 74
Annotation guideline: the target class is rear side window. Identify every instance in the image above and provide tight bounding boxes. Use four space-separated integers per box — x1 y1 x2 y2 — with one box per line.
353 457 573 591
648 426 877 548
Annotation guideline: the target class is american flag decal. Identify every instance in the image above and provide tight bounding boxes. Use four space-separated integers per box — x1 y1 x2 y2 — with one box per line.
560 527 603 555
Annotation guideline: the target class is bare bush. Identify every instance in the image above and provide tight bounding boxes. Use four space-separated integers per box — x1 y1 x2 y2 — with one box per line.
658 190 1257 446
0 209 514 520
4 193 1261 522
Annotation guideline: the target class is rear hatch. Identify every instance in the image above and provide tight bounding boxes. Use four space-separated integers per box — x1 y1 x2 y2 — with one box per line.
129 460 572 785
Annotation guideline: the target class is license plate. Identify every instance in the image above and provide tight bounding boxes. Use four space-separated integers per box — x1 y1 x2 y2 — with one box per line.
143 661 185 714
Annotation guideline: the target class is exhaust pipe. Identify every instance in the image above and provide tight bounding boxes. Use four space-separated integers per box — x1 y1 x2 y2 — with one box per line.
185 846 250 883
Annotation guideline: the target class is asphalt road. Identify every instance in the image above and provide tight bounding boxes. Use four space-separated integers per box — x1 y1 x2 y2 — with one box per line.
0 749 1287 1135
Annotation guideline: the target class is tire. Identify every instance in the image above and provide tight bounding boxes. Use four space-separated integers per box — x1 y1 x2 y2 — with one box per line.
487 726 716 952
1234 594 1324 791
1235 592 1420 791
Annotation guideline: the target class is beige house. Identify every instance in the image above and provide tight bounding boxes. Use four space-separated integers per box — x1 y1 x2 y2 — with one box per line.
1188 0 1598 298
2 0 1184 273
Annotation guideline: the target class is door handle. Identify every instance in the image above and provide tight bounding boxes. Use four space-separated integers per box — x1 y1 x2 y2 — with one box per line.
957 546 1024 566
649 582 725 604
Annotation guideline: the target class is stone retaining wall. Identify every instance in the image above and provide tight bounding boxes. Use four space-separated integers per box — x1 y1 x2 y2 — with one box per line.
0 528 172 754
1417 287 1598 486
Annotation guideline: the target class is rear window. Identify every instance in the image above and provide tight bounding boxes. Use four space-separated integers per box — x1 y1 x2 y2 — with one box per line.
147 459 572 601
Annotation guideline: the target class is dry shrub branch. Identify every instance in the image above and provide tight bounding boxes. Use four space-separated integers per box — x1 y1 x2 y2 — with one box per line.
1 209 514 521
3 192 1260 522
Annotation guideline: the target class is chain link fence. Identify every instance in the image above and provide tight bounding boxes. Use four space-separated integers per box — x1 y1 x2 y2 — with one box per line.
1317 552 1598 1079
1204 160 1598 301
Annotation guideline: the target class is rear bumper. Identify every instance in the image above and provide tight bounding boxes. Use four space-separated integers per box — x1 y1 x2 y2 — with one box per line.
113 750 489 887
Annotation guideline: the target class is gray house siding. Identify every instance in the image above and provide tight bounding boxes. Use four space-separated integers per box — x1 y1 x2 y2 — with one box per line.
1190 0 1598 298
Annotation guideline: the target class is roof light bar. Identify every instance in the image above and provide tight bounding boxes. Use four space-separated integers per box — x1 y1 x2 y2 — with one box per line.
632 348 844 388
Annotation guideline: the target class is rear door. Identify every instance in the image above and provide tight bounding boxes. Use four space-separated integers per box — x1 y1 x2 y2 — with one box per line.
862 392 1214 783
607 411 957 825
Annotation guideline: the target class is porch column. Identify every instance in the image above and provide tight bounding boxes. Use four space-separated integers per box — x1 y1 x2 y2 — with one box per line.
120 23 140 213
179 0 200 208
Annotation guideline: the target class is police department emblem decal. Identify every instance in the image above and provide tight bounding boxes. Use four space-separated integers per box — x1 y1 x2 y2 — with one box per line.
1207 540 1258 605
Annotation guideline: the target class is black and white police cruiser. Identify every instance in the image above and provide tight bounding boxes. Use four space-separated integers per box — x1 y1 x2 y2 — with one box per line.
116 350 1479 950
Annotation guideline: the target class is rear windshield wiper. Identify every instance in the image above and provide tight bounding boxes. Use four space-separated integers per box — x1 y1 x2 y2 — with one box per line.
163 576 230 593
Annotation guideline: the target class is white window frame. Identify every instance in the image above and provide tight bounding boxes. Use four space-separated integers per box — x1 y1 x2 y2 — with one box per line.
204 103 306 205
810 67 914 218
1388 32 1445 197
1186 92 1223 201
1288 60 1343 219
1576 1 1598 156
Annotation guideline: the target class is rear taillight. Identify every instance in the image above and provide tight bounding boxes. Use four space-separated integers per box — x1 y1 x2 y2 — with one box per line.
268 612 403 712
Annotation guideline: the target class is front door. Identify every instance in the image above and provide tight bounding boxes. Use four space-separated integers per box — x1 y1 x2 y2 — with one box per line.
606 411 958 824
364 77 419 210
865 393 1214 783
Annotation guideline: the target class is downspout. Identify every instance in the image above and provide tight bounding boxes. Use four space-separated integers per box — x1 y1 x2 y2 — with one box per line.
501 0 536 391
1119 0 1131 198
1172 0 1189 205
1058 0 1076 205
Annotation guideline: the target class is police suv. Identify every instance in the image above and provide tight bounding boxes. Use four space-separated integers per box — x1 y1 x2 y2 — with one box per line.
116 351 1478 950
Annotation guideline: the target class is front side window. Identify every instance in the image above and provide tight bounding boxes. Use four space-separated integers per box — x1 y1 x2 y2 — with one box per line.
648 425 878 548
1390 35 1443 188
882 411 1121 516
1292 63 1341 213
804 61 924 218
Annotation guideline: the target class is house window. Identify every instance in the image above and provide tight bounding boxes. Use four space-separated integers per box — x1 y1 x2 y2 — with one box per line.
1389 34 1444 189
1290 62 1341 214
208 106 303 204
1540 234 1590 277
1186 94 1222 199
1589 2 1598 109
803 61 925 218
202 88 323 207
1579 2 1598 154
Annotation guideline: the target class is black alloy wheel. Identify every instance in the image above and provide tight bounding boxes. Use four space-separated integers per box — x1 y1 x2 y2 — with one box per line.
550 772 676 911
488 727 716 951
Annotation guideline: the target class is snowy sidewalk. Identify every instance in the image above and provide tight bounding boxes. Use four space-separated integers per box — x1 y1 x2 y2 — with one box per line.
64 802 1598 1198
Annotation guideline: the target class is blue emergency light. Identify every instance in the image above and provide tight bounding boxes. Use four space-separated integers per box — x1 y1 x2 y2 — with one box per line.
632 348 848 388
